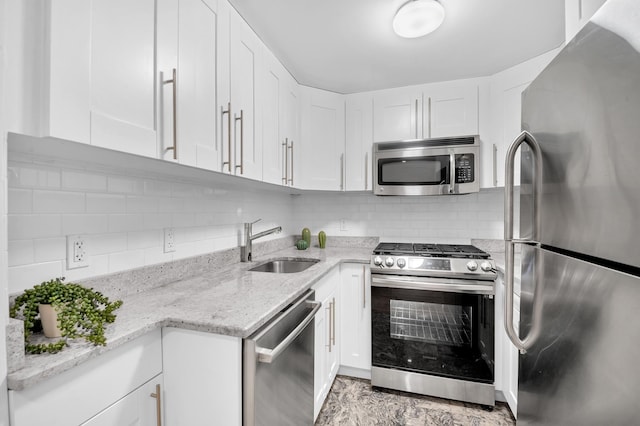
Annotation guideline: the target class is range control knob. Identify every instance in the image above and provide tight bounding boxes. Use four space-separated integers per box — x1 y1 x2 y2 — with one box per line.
396 258 406 268
373 256 383 266
480 261 493 272
385 257 395 267
466 260 479 271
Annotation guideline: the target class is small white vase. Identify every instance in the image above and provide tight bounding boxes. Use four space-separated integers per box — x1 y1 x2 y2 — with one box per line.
38 304 62 338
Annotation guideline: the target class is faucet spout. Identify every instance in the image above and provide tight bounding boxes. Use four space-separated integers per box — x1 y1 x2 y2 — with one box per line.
241 221 282 262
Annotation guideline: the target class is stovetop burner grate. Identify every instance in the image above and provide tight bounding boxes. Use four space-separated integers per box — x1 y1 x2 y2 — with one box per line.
373 243 490 259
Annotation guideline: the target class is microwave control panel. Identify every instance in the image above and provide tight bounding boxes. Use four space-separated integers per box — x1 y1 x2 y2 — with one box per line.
455 154 475 183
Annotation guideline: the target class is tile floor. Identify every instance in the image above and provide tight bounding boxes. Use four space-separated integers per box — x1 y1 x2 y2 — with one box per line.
316 376 515 426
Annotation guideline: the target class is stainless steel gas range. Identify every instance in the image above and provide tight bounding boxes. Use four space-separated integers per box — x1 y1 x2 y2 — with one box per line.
370 243 496 406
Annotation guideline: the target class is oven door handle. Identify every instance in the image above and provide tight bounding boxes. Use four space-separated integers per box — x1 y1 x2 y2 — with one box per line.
371 275 494 295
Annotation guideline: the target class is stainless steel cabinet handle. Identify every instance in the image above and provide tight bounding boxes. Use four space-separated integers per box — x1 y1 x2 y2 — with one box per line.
235 110 244 174
505 130 544 354
282 139 288 184
288 141 294 185
415 98 420 138
331 297 336 347
449 153 456 194
326 303 332 352
340 154 345 190
362 265 366 309
163 69 177 160
221 102 232 172
493 143 498 187
427 97 432 138
150 383 162 426
364 152 368 190
255 300 321 363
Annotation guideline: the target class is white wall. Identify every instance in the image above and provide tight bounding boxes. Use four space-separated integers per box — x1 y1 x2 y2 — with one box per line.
0 0 11 422
292 189 505 244
6 158 295 294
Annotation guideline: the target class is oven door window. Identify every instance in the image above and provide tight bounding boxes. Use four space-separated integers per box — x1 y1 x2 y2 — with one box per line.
372 286 494 384
378 156 450 186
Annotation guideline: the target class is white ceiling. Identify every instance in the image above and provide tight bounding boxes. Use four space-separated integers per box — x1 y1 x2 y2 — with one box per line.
227 0 566 94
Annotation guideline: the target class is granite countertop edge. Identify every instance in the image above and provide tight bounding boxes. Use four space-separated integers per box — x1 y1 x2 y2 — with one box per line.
7 244 374 391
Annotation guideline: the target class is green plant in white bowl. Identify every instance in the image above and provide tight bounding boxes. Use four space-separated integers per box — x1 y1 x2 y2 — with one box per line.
10 277 123 354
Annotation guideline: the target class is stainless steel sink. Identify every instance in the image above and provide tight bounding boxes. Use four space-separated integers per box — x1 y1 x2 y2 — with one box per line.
249 258 320 273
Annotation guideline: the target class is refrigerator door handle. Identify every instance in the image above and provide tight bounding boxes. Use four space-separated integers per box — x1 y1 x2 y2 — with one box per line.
504 130 543 354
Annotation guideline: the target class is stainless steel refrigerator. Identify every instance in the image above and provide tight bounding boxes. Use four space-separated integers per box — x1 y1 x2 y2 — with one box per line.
503 0 640 424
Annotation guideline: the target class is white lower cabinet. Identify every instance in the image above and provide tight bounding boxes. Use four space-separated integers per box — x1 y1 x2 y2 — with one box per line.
494 271 520 417
81 374 164 426
162 328 242 426
313 267 341 421
339 263 371 377
9 330 163 426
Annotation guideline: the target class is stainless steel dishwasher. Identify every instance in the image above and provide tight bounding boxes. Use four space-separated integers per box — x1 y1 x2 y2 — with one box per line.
243 289 320 426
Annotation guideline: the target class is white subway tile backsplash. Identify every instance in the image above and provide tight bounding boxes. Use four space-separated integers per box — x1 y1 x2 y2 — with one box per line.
109 250 145 272
8 240 34 266
34 237 66 263
107 176 144 194
87 193 127 213
127 230 162 250
9 214 62 240
88 233 128 255
8 261 64 294
9 164 61 189
126 196 158 213
61 170 107 192
108 214 145 233
33 190 85 213
63 254 109 282
8 189 32 214
62 214 109 235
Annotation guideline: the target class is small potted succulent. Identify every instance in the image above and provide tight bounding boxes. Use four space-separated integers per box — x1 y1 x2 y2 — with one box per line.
9 277 123 354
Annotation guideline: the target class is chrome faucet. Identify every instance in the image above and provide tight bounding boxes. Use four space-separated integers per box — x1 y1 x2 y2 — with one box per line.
241 219 282 262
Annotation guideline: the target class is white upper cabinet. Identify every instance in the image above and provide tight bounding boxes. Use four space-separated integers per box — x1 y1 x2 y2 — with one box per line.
89 0 157 157
373 89 422 142
217 3 263 180
425 83 479 138
484 48 560 188
345 93 373 191
565 0 607 42
299 87 345 191
12 0 158 157
157 0 220 170
261 51 299 186
372 80 479 142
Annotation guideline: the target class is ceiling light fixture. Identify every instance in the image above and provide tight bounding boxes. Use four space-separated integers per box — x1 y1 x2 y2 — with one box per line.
393 0 445 38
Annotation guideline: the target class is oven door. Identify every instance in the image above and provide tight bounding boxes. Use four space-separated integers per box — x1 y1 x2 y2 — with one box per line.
371 275 494 384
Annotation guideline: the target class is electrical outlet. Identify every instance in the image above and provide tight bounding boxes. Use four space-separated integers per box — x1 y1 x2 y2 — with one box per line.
66 235 89 269
164 228 176 253
340 219 348 231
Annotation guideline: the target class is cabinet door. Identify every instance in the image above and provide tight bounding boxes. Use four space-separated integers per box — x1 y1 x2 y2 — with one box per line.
313 296 328 422
299 87 345 190
89 0 157 157
495 273 519 417
373 89 422 142
229 10 262 180
424 83 478 138
261 51 284 185
340 264 371 372
80 374 164 426
345 94 373 191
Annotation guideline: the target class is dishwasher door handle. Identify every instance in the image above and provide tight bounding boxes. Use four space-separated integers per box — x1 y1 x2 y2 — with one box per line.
255 300 321 364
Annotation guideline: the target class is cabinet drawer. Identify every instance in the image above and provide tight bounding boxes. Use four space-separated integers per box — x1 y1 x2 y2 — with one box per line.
9 329 162 426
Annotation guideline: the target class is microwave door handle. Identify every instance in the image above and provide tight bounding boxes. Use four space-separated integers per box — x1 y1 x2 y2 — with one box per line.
449 153 456 194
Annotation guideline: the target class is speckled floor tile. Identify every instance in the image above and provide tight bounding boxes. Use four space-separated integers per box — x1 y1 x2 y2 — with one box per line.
316 376 515 426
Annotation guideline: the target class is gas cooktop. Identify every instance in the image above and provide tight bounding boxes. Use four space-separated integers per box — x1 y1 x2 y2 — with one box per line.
371 242 496 280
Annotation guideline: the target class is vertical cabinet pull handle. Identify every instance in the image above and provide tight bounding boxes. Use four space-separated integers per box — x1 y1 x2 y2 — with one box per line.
427 97 432 138
288 141 294 185
326 304 332 352
364 152 368 190
221 102 232 172
340 154 345 190
493 143 498 187
415 98 419 138
362 266 366 309
505 130 544 354
331 297 336 346
235 110 244 174
163 69 177 160
282 139 288 184
150 383 162 426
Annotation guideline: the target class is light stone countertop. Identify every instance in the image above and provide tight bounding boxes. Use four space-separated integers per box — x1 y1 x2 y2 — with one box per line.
7 242 376 391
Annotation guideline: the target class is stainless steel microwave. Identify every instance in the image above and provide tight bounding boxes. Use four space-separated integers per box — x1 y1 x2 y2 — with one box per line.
373 136 480 196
